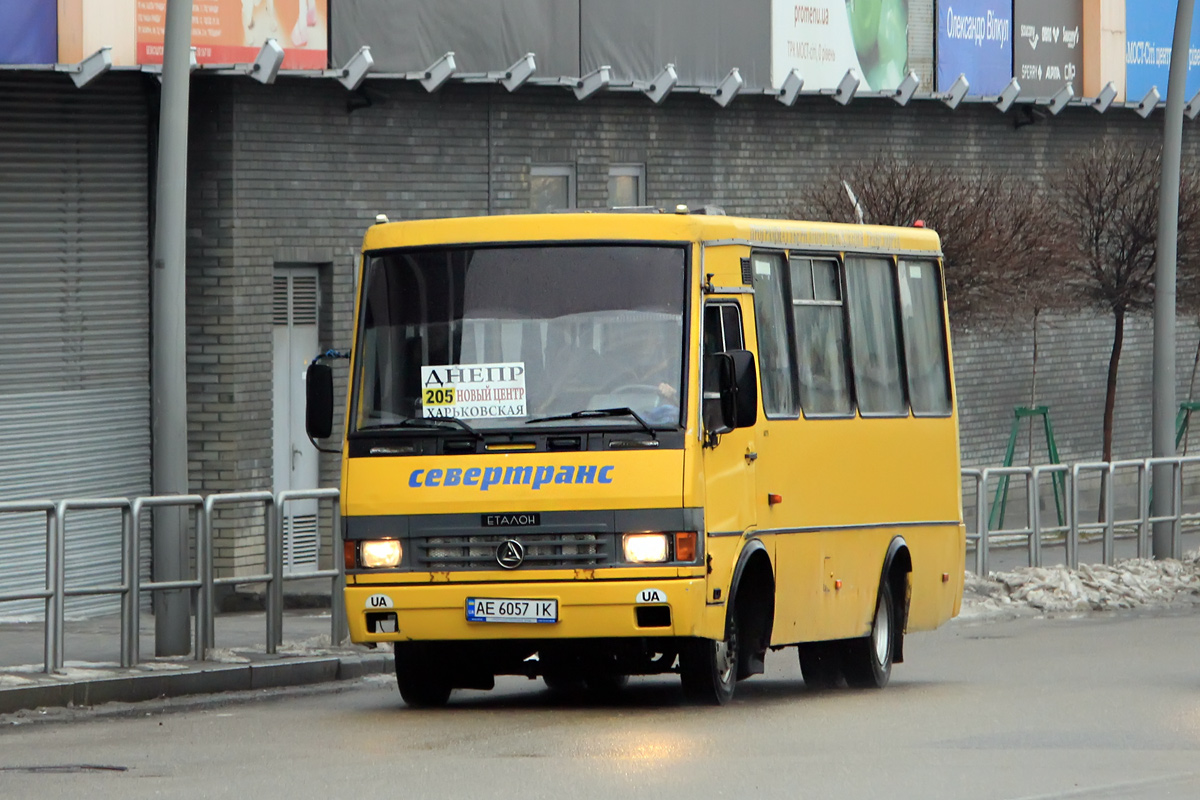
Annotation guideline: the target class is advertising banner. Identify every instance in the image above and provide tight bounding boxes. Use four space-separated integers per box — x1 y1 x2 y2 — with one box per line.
333 0 580 77
935 0 1012 95
0 0 57 64
1126 1 1200 102
772 0 910 91
1013 0 1082 98
136 0 327 68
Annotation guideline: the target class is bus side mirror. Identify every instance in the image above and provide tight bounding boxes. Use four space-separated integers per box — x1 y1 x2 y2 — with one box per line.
306 362 334 439
703 350 758 434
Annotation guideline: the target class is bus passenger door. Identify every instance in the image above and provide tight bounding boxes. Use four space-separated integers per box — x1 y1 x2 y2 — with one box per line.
701 300 757 606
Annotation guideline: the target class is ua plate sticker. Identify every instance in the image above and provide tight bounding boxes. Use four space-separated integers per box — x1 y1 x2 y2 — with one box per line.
366 594 394 609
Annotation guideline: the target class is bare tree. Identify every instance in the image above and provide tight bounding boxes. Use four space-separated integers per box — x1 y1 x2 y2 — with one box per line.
984 178 1077 417
792 156 1070 325
1054 142 1200 465
794 158 991 318
793 158 1077 471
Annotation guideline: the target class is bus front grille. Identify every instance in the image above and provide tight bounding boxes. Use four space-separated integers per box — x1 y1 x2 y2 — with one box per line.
415 532 610 570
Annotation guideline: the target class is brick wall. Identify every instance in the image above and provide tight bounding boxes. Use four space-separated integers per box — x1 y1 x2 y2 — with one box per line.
185 77 1200 568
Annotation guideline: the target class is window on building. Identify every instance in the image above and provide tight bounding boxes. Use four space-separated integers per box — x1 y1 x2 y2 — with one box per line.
751 253 799 417
608 164 646 207
898 259 952 415
845 256 907 416
530 165 575 212
790 256 853 416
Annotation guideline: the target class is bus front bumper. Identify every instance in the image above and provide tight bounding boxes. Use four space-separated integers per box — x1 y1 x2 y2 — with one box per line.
345 578 713 644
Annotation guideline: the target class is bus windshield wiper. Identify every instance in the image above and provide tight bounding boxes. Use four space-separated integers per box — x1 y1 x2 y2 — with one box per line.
524 407 655 436
360 416 483 439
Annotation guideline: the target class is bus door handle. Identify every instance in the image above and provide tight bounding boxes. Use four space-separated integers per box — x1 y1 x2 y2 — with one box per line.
744 447 758 464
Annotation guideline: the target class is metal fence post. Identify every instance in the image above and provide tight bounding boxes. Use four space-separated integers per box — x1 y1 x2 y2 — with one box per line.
978 468 991 575
1174 459 1184 559
51 500 67 672
1068 464 1081 569
43 505 57 674
129 498 144 666
120 503 135 667
1028 468 1040 568
1138 460 1150 558
266 498 280 653
1103 464 1115 565
198 495 214 661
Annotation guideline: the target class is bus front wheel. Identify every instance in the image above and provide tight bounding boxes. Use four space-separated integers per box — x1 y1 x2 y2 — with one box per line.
841 582 894 689
394 643 453 708
680 608 739 705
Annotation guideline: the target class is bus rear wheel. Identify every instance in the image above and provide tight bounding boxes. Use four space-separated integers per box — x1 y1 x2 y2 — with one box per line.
394 643 453 708
842 582 894 689
680 608 739 705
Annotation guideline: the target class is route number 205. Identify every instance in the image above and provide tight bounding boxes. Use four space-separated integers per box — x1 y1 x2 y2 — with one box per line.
423 387 456 406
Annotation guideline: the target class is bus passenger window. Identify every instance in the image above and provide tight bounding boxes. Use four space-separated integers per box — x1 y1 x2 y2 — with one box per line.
845 256 907 416
790 257 852 416
898 260 952 415
750 254 799 418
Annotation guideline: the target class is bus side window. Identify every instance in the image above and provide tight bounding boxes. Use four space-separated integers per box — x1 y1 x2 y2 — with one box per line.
750 253 800 418
790 256 853 416
845 256 907 417
898 259 952 415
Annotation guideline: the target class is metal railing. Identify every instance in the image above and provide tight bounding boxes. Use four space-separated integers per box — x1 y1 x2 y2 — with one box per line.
0 488 344 674
10 455 1200 671
966 455 1200 573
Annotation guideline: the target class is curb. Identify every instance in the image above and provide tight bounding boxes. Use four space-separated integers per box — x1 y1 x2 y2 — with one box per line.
0 652 394 716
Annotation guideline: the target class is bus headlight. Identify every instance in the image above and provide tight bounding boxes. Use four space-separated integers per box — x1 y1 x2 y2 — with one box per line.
360 539 402 568
624 533 669 563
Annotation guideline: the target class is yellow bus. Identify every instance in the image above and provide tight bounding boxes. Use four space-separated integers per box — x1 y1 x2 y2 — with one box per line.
306 208 965 706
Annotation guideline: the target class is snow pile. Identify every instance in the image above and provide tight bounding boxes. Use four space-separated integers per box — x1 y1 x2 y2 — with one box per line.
962 552 1200 616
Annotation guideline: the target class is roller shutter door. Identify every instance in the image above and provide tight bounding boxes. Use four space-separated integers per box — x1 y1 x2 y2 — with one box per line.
0 75 151 620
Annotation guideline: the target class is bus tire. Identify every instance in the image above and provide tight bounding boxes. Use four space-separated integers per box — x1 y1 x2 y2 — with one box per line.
680 607 739 705
394 643 453 708
797 641 842 689
842 581 894 689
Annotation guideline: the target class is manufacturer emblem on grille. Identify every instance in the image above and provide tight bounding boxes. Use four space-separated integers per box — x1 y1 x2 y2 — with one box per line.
496 539 525 569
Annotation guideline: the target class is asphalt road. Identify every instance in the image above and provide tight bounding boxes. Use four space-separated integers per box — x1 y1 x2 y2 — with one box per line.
3 609 1200 800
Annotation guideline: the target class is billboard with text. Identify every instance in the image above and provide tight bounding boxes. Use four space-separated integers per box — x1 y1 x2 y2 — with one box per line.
0 0 57 64
135 0 327 68
772 0 909 91
1013 0 1081 98
936 1 1012 95
1126 1 1200 102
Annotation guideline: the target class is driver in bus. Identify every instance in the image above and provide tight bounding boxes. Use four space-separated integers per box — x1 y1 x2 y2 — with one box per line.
602 320 680 424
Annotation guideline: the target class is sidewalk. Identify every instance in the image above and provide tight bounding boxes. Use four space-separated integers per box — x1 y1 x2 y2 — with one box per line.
0 584 393 716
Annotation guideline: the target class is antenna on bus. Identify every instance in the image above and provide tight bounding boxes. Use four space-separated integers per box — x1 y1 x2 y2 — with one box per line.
842 181 865 225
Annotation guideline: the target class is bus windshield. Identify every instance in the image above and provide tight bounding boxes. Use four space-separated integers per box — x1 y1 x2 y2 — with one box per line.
353 243 687 433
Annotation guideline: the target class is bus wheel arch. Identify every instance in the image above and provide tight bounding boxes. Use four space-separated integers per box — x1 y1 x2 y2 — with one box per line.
680 539 774 704
882 536 912 665
729 540 775 680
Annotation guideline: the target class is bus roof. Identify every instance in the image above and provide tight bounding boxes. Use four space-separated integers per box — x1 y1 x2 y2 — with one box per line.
361 211 943 257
